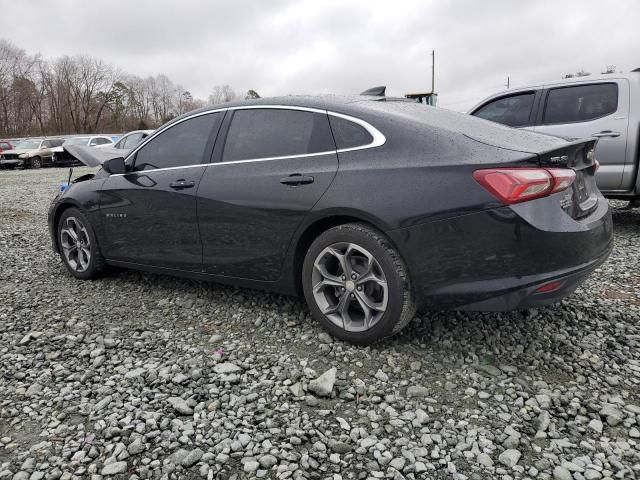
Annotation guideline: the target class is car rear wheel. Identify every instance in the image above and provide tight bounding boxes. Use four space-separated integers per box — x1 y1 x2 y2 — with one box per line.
57 208 105 280
302 223 415 345
30 157 42 169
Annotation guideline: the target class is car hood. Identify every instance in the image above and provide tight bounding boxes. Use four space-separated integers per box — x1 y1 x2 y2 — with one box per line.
64 145 126 167
1 148 34 155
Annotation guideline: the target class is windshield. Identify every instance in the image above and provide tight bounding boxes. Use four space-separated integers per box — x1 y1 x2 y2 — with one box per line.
16 140 42 149
63 137 90 146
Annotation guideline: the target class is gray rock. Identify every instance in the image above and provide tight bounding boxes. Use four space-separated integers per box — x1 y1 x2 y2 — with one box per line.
588 418 603 434
244 461 259 473
213 362 242 374
553 466 573 480
167 397 193 415
181 448 204 467
101 462 127 476
308 367 337 397
476 453 493 467
498 449 521 468
259 455 277 469
127 438 145 455
406 385 429 398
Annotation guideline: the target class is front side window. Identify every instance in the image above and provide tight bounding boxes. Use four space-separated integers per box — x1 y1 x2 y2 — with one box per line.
473 92 536 127
95 137 111 145
0 143 9 150
41 140 52 148
543 83 618 124
133 113 220 171
222 109 335 162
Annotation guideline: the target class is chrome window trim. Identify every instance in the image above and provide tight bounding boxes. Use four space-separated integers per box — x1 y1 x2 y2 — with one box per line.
121 104 386 170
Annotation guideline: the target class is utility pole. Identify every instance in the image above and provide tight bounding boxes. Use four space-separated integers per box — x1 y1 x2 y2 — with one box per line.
431 50 435 94
405 49 437 106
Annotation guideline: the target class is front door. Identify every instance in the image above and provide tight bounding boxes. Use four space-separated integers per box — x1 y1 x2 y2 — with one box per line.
534 81 629 191
197 107 339 281
99 112 223 270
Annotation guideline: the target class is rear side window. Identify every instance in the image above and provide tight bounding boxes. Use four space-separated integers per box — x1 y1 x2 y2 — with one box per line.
473 92 536 127
222 109 335 162
95 137 112 145
543 83 618 124
0 143 9 149
133 113 220 171
329 116 373 149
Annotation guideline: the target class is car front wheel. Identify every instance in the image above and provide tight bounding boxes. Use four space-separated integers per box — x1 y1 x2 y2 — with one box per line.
302 223 415 345
30 157 42 169
57 208 105 279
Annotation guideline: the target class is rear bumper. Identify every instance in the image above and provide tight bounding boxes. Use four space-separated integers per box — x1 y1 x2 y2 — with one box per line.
388 194 613 311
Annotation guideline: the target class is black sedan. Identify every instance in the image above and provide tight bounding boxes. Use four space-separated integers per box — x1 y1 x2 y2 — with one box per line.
48 96 613 344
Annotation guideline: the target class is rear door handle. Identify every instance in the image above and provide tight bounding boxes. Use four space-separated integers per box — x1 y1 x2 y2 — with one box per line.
280 174 314 186
592 130 620 138
169 179 196 189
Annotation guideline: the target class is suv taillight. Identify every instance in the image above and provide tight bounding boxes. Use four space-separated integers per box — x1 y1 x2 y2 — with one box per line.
473 168 576 205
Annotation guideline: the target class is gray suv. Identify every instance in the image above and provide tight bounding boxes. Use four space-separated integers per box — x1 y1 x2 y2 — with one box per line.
469 71 640 203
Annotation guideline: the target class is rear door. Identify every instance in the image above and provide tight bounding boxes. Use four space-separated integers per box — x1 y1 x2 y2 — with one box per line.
99 112 223 270
534 81 630 191
197 107 338 281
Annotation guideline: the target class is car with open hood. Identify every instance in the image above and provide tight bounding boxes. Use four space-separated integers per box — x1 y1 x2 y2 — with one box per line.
49 95 613 344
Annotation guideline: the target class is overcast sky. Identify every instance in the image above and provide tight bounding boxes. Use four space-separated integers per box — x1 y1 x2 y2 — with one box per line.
3 0 639 111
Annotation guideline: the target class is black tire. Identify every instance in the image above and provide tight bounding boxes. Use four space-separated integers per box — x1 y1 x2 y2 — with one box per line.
30 157 42 169
57 207 105 280
302 223 415 345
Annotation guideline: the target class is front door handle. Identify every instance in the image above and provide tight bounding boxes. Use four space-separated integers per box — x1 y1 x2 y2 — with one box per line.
280 174 315 186
592 130 620 138
169 179 196 189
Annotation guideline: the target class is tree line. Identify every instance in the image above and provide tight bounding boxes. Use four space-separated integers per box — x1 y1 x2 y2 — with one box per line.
0 38 258 138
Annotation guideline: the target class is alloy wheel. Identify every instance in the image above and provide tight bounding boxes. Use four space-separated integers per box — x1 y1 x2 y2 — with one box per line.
60 216 92 273
312 242 388 332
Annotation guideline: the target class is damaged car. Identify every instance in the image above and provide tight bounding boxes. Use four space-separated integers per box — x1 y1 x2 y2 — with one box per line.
0 138 65 169
49 96 613 344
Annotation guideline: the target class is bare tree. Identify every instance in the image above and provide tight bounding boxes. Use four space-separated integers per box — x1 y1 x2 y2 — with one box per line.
0 37 242 136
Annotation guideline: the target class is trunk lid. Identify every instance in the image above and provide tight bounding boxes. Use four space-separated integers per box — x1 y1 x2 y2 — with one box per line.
537 138 599 219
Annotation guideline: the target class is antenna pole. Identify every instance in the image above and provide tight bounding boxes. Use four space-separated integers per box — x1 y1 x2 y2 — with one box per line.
431 50 435 94
506 76 510 89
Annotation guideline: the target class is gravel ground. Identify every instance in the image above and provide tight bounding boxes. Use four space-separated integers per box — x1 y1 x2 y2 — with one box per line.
0 167 639 480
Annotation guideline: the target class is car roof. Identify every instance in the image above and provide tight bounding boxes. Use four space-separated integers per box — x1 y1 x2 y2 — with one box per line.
163 94 418 128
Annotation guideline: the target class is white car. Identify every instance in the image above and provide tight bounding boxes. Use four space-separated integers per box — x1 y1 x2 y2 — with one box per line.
51 135 114 166
106 130 154 150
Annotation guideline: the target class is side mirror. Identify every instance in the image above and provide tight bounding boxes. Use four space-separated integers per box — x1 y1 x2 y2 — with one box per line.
103 157 127 175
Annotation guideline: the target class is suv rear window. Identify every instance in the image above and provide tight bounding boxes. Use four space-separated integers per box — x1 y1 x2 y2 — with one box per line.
543 83 618 124
473 92 536 127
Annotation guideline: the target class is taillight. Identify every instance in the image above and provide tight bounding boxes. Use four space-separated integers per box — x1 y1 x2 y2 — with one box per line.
473 168 576 205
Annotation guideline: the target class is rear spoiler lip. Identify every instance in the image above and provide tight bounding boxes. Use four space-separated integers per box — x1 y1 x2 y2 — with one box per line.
464 133 597 167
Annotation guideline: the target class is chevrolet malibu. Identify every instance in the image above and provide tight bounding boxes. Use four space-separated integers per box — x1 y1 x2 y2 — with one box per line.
48 96 613 344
